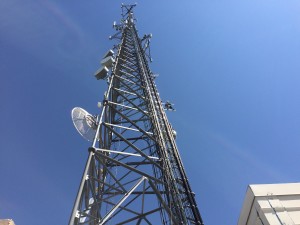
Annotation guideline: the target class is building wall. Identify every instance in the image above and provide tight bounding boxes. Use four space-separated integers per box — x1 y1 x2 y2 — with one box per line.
238 183 300 225
0 219 16 225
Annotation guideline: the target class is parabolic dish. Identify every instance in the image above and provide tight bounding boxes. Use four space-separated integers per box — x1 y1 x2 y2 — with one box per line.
71 107 98 142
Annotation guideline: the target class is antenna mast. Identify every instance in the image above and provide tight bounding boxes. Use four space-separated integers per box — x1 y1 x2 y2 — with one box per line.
69 4 204 225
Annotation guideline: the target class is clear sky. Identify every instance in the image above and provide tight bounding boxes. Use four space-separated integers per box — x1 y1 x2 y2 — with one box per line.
1 0 300 224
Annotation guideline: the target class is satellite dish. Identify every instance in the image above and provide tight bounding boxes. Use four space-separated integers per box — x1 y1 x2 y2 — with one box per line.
71 107 98 142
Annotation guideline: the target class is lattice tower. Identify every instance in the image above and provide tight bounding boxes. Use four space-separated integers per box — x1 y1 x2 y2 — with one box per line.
69 4 204 225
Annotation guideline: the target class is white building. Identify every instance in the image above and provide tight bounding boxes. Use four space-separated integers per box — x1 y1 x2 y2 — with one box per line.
0 220 15 225
238 183 300 225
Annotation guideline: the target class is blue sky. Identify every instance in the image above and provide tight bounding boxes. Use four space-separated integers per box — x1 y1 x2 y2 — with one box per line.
1 0 300 224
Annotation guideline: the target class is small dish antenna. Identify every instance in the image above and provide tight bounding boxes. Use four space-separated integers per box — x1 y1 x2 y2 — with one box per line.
71 107 98 142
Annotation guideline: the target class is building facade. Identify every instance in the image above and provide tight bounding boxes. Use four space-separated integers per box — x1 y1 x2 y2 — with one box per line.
238 183 300 225
0 219 16 225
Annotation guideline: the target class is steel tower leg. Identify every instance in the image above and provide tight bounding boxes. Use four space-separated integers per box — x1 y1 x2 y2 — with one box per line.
69 5 204 225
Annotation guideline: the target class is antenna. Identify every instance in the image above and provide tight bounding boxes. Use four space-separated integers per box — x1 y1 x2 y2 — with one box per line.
141 33 153 62
71 107 98 142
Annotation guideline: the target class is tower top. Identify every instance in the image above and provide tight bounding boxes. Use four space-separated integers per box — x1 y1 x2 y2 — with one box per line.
121 3 137 19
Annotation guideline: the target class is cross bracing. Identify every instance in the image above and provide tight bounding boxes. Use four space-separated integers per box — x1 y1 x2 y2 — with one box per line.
69 4 204 225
